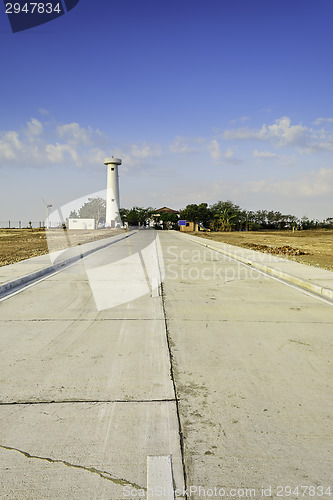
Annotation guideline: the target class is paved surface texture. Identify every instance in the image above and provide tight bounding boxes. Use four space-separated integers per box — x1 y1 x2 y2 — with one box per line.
0 231 184 499
0 230 332 499
159 231 333 499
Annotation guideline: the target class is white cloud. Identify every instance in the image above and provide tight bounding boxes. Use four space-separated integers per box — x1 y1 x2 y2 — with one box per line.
169 136 197 154
207 139 221 160
224 148 233 159
313 117 333 126
265 116 308 147
57 122 92 146
223 127 260 141
229 116 250 124
0 119 105 169
130 143 161 159
26 118 44 139
253 149 276 158
0 131 21 160
85 147 109 166
0 131 22 160
222 116 333 153
207 141 238 163
239 168 333 198
224 116 309 147
45 143 81 166
109 142 163 173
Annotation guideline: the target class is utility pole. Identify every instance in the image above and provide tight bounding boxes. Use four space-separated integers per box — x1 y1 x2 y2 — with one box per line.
42 199 52 229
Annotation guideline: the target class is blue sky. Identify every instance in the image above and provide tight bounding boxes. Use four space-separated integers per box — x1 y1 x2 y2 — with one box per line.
1 0 333 222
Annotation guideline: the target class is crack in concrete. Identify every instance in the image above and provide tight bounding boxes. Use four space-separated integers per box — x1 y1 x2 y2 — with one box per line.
0 444 145 491
0 399 176 406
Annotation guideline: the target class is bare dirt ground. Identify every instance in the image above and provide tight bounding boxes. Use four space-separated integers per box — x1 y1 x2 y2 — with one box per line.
0 228 125 267
192 229 333 271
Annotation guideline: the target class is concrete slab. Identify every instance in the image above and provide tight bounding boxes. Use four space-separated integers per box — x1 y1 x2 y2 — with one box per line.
162 254 333 323
158 231 333 497
0 318 173 403
0 402 184 500
0 259 165 321
166 319 333 494
0 231 185 498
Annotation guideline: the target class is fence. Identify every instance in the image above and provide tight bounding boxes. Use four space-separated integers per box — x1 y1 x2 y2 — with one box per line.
0 221 62 229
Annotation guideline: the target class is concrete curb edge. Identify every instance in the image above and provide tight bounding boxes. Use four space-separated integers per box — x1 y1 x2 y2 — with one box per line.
0 231 136 297
176 232 333 302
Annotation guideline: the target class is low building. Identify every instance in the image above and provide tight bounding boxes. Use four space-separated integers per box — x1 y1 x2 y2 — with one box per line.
179 221 199 232
68 218 95 230
151 207 180 229
155 207 180 215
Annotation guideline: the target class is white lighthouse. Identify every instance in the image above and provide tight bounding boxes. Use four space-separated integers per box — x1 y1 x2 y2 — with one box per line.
104 157 122 228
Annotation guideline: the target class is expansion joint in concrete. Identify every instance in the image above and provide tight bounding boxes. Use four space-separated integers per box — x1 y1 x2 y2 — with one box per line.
0 398 177 406
160 281 189 500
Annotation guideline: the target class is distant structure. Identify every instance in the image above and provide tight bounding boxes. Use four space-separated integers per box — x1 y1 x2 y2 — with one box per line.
104 157 122 228
151 206 180 228
155 207 179 215
179 221 199 232
68 218 95 230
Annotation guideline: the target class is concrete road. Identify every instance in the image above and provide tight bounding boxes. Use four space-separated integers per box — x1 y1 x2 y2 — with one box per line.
0 230 333 499
0 231 184 499
159 231 333 499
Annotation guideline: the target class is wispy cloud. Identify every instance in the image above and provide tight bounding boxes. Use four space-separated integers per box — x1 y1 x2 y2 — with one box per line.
207 140 240 164
229 116 250 124
169 136 198 154
253 149 276 158
26 118 44 139
237 168 333 198
207 139 221 160
57 122 93 146
313 117 333 126
224 148 233 159
130 143 161 159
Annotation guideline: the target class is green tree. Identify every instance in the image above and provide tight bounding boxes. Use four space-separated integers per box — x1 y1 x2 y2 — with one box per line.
211 209 236 231
119 207 129 223
78 197 106 223
69 210 79 219
210 200 242 231
159 212 179 229
126 206 155 226
179 203 212 227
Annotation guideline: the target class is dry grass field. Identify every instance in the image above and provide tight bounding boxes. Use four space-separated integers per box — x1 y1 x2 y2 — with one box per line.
193 229 333 272
0 228 125 267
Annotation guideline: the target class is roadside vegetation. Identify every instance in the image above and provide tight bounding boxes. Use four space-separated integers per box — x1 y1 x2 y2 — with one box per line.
67 197 332 231
178 200 333 231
